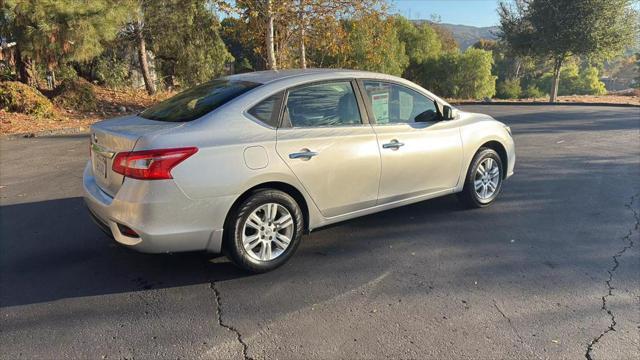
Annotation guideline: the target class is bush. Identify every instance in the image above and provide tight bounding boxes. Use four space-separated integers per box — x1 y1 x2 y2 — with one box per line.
0 65 17 82
56 64 79 82
577 66 606 95
53 78 97 111
0 81 55 118
496 78 521 99
522 85 544 98
536 63 607 96
94 55 130 88
455 48 496 99
418 48 496 99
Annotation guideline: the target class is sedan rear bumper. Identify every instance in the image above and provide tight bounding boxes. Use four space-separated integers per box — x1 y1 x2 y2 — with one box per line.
82 162 228 253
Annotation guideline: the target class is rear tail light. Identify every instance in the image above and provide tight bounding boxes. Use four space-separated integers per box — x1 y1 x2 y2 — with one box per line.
112 147 198 180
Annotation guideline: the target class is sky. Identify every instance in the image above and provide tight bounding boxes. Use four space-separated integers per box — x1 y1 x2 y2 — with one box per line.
391 0 501 27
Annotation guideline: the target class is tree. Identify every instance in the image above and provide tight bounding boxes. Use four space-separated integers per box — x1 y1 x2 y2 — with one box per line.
456 48 496 99
431 23 458 53
221 18 259 73
419 48 496 99
2 0 128 86
394 16 441 81
233 0 284 70
499 0 638 102
293 0 385 68
146 0 232 88
635 53 640 89
119 0 158 94
535 61 606 96
231 0 386 71
340 14 408 76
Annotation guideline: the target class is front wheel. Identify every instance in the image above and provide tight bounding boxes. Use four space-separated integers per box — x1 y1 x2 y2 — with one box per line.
458 148 503 208
224 189 304 273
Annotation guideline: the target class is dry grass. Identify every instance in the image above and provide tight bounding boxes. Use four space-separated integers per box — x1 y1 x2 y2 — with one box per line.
449 93 640 106
1 83 172 135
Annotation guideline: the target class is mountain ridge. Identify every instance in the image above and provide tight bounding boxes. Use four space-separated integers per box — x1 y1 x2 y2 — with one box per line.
411 20 500 50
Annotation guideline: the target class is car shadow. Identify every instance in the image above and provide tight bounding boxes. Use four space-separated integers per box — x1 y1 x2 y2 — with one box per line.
0 194 467 308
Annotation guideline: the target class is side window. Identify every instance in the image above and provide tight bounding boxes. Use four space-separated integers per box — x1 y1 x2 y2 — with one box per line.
362 81 439 124
284 81 362 127
248 92 284 127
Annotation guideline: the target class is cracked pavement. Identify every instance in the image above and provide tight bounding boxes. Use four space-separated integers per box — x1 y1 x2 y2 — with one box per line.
1 105 639 359
586 194 639 360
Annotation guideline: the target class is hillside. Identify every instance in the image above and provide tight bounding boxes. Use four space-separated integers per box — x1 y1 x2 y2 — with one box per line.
412 20 499 50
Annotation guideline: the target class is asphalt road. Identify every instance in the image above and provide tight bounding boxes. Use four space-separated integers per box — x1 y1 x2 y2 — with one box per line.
1 105 639 360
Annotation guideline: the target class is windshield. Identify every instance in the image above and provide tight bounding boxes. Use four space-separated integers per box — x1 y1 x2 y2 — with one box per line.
140 79 261 122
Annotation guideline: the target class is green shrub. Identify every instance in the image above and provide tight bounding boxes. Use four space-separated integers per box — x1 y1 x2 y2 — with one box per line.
0 81 54 118
94 55 130 88
418 48 496 99
456 48 497 99
0 65 17 82
53 78 97 111
496 78 521 99
522 85 544 98
577 66 606 95
535 63 607 96
56 64 79 82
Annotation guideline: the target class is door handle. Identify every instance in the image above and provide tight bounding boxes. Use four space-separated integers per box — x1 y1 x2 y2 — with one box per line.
289 149 318 160
382 140 405 150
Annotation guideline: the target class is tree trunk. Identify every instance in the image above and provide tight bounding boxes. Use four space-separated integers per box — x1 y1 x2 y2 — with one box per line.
299 0 307 69
265 0 277 70
549 58 562 103
16 47 38 87
299 26 307 69
136 25 156 95
163 62 176 91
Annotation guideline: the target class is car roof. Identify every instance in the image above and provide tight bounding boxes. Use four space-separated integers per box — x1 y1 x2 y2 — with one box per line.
222 68 451 109
223 68 401 85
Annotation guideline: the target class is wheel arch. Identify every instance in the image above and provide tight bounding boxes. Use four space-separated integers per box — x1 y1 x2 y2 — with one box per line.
224 181 310 238
477 140 508 179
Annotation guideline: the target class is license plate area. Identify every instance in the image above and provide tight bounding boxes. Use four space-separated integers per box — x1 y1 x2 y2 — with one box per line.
95 155 108 179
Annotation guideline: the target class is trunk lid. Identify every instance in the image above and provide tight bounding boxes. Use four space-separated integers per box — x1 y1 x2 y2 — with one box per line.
90 115 184 196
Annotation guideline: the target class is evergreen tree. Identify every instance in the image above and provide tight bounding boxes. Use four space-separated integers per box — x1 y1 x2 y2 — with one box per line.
147 0 232 88
2 0 128 86
499 0 638 102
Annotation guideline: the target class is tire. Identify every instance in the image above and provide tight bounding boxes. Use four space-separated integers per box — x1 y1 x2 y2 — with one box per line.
224 189 304 273
458 148 504 208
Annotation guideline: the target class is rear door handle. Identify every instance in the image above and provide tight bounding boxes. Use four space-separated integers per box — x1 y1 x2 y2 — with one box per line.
382 140 405 150
289 149 318 160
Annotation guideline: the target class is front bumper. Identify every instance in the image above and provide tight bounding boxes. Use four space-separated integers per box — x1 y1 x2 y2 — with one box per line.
82 162 230 253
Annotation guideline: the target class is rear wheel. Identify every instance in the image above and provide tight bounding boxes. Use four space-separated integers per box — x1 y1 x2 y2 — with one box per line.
224 189 304 273
458 148 503 208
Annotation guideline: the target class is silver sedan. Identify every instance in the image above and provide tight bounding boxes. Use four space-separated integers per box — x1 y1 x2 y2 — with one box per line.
83 69 515 272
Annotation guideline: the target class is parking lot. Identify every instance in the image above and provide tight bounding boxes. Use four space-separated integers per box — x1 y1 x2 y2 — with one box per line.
1 105 638 359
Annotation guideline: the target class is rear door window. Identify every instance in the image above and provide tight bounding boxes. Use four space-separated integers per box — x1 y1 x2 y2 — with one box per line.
283 81 362 127
140 79 260 122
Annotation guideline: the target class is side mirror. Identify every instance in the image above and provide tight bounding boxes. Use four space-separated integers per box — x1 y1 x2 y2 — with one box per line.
441 105 459 120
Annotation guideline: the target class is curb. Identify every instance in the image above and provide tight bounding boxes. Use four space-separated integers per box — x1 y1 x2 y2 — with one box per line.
1 126 90 139
451 101 640 108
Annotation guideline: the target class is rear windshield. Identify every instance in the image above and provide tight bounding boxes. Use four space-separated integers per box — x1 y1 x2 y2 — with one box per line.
140 79 260 122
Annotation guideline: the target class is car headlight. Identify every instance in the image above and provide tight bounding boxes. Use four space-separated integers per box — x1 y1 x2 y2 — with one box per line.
504 126 512 136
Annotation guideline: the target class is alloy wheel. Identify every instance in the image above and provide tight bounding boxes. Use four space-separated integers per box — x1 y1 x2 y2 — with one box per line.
242 203 294 261
474 157 501 202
